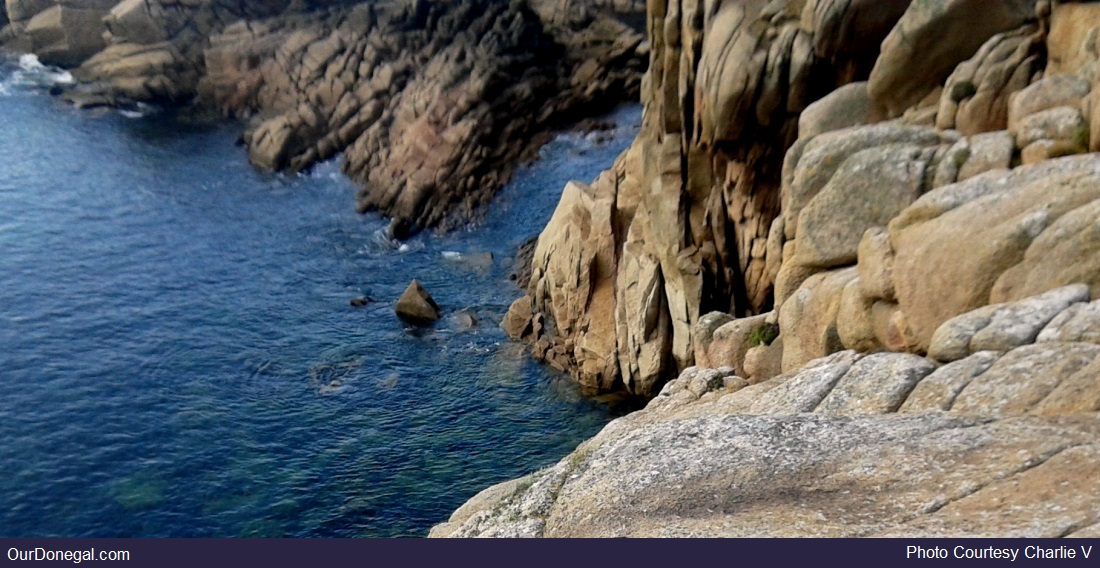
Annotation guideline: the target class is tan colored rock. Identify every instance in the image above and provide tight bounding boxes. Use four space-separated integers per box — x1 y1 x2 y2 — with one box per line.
5 0 51 24
795 144 933 268
869 0 1039 119
890 155 1100 352
805 0 911 62
1007 74 1090 134
1020 138 1086 165
782 124 946 240
937 25 1043 135
394 279 441 324
856 227 895 301
992 198 1100 302
815 353 936 416
751 351 861 415
1012 105 1087 149
528 179 620 393
742 337 783 384
1037 299 1100 344
704 314 772 377
615 236 672 396
1047 1 1100 77
872 300 915 352
773 241 820 305
876 443 1100 538
931 137 969 189
952 342 1100 416
433 411 1100 537
928 284 1090 362
957 131 1014 181
501 296 533 340
24 3 114 67
691 311 734 369
104 0 168 45
900 351 1000 413
779 267 857 372
836 277 878 352
1033 356 1100 416
797 81 872 139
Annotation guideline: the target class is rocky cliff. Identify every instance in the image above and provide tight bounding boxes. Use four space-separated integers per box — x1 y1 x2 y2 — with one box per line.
504 0 1100 397
459 0 1100 537
0 0 648 233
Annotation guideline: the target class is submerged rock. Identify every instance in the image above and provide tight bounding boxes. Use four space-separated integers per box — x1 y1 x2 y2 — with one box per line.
394 279 440 324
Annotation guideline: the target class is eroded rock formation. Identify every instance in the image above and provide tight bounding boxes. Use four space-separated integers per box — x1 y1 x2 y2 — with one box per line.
1 0 648 232
506 0 913 396
450 0 1100 539
509 0 1100 398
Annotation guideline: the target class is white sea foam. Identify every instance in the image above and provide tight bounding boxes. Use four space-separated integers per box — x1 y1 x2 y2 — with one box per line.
17 53 73 86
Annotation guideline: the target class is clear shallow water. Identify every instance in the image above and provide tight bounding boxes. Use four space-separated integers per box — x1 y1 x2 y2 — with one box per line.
0 56 642 537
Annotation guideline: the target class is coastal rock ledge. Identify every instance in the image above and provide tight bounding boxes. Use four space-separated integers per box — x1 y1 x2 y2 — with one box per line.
433 296 1100 536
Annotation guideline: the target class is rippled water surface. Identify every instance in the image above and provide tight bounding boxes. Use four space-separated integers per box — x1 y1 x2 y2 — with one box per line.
0 56 641 537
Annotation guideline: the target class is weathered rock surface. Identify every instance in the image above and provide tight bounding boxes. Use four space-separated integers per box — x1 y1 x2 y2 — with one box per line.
509 0 913 395
432 410 1100 537
436 308 1100 536
890 155 1100 352
928 284 1091 362
868 0 1040 119
935 24 1043 136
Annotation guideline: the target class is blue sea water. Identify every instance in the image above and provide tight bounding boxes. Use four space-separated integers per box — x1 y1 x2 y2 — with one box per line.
0 55 641 537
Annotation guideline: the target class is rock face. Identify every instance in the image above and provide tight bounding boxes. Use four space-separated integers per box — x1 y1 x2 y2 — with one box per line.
434 287 1100 537
509 0 912 395
435 0 1100 539
507 0 1100 393
2 0 647 234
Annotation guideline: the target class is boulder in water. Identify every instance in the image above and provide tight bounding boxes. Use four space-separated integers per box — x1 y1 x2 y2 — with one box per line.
395 280 440 324
349 296 373 307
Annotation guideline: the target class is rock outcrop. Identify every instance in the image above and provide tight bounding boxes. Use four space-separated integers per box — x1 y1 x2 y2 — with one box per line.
1 0 647 233
433 288 1100 537
454 0 1100 537
507 0 912 396
509 0 1100 397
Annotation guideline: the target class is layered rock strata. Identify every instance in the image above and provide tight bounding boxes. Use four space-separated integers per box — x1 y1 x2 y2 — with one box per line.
1 0 648 232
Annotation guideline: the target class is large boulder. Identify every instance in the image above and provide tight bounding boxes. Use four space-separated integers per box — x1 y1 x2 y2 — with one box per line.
889 155 1100 352
794 144 935 268
796 81 872 139
928 284 1090 362
781 124 949 241
394 279 441 324
935 25 1043 135
1047 1 1100 77
23 1 116 67
868 0 1040 119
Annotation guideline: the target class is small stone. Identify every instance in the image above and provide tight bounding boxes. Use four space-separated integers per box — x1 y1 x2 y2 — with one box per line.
349 296 372 307
453 310 478 330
